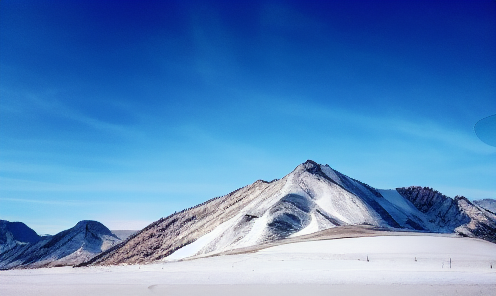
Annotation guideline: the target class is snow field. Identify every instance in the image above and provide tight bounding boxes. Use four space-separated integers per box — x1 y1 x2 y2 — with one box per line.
1 235 495 296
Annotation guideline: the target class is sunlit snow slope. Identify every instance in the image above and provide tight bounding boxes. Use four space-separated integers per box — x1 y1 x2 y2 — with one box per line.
83 160 496 266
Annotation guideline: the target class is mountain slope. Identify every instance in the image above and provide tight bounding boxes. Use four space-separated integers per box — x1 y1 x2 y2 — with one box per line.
81 160 496 267
0 220 120 269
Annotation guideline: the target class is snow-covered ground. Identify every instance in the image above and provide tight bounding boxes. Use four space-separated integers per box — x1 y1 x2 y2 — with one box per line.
1 235 495 296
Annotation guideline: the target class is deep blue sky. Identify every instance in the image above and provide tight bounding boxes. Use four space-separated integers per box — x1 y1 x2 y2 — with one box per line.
1 0 495 234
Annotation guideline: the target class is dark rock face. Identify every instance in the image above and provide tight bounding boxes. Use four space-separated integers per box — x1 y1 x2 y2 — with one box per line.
267 194 312 239
396 186 470 231
396 187 496 242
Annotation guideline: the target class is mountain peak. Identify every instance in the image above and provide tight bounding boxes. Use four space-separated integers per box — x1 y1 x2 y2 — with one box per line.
0 220 40 245
74 220 115 237
297 159 321 173
303 159 318 167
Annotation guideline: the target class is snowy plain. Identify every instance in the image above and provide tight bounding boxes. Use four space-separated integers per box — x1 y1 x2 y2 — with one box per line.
1 235 495 296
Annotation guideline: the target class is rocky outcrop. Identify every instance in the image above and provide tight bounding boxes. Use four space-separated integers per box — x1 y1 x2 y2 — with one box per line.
396 187 496 242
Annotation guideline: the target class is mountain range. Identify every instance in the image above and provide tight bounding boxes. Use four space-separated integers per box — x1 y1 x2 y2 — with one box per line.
79 160 496 266
2 160 495 269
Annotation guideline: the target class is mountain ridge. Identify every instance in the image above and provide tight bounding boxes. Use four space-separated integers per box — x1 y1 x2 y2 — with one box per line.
79 160 496 267
3 160 494 270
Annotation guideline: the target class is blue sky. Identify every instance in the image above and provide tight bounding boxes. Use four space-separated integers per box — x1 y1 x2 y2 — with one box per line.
1 0 495 235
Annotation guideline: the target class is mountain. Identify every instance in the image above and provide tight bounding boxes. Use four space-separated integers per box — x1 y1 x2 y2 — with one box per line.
0 220 120 269
0 220 40 254
80 160 496 267
473 199 496 214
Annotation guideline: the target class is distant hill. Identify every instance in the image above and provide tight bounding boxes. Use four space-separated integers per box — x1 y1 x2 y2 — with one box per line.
474 199 496 214
0 220 120 269
0 220 40 254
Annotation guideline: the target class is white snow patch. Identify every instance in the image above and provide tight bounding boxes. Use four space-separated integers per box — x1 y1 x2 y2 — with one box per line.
234 210 270 247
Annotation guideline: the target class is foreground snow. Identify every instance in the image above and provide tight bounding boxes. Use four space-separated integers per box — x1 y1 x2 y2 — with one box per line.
1 235 495 296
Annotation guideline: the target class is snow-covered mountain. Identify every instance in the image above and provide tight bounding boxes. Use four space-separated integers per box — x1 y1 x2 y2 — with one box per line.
0 220 120 269
81 160 496 267
0 220 40 254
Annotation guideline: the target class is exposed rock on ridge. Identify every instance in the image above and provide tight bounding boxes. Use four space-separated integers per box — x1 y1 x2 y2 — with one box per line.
396 186 496 242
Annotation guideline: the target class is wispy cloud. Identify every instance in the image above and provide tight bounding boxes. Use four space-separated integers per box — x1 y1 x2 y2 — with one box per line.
275 99 495 155
0 87 138 137
0 197 89 206
0 176 227 195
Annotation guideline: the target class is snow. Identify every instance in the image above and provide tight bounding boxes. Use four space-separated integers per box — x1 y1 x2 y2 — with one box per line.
233 209 270 247
1 235 495 296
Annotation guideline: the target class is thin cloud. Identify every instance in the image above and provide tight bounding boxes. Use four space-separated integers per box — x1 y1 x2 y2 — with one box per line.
277 99 494 155
0 197 92 206
0 176 227 194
